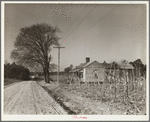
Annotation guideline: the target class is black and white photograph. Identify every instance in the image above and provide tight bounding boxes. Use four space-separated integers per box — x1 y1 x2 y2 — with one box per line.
1 1 149 121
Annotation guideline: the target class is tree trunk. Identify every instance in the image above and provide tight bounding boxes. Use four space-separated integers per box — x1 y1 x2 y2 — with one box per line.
45 67 49 83
43 62 49 83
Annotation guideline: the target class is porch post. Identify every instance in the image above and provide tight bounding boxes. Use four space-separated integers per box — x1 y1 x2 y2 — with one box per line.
83 68 86 82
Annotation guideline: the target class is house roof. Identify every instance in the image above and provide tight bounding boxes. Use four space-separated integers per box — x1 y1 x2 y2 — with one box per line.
104 63 134 69
71 61 103 72
118 63 134 69
103 63 119 69
103 62 134 70
70 62 88 72
70 62 134 73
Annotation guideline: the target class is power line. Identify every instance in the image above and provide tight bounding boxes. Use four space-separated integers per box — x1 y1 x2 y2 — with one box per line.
75 5 120 41
55 5 84 42
65 4 120 47
61 5 86 40
64 5 97 40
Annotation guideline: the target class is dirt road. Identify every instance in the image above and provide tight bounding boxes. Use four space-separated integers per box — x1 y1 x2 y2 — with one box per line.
4 81 67 115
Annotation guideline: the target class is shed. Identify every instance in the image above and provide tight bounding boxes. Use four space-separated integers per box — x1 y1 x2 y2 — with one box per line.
104 62 134 80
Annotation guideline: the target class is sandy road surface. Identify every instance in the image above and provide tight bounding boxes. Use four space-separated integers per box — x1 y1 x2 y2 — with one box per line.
4 81 67 115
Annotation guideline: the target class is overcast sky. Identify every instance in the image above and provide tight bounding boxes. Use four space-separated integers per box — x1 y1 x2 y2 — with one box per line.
4 3 147 71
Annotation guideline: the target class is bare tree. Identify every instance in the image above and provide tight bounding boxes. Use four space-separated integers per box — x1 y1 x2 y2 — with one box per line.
11 23 60 83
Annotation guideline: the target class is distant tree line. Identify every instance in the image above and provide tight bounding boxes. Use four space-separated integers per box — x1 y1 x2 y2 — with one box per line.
64 64 73 73
4 62 30 80
129 59 146 77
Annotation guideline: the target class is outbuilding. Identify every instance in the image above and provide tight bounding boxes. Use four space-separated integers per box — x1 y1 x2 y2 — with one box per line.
103 62 134 80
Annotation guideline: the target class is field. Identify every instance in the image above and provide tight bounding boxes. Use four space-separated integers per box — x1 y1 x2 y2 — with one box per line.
38 81 125 115
32 71 147 115
43 72 147 115
59 79 146 115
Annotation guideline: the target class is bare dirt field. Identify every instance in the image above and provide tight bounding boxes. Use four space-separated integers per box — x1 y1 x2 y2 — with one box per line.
4 81 67 115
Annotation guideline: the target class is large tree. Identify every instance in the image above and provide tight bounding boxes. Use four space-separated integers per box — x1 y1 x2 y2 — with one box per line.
11 23 60 83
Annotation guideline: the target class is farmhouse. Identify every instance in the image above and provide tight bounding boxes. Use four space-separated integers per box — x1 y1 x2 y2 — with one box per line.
70 58 134 83
71 57 105 82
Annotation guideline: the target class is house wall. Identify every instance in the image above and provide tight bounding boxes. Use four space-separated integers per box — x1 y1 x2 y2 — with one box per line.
85 61 104 82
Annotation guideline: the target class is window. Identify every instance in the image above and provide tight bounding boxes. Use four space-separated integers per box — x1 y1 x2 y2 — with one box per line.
93 70 98 79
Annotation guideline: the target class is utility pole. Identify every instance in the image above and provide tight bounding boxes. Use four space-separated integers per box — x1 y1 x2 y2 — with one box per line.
53 46 65 86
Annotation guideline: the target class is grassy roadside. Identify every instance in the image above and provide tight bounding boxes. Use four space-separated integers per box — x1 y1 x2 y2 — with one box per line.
41 85 76 115
4 78 22 86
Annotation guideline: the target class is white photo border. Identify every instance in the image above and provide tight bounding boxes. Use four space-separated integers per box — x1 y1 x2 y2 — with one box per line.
1 1 149 121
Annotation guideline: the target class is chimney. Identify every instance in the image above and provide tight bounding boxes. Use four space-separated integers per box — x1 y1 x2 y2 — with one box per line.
86 57 90 63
